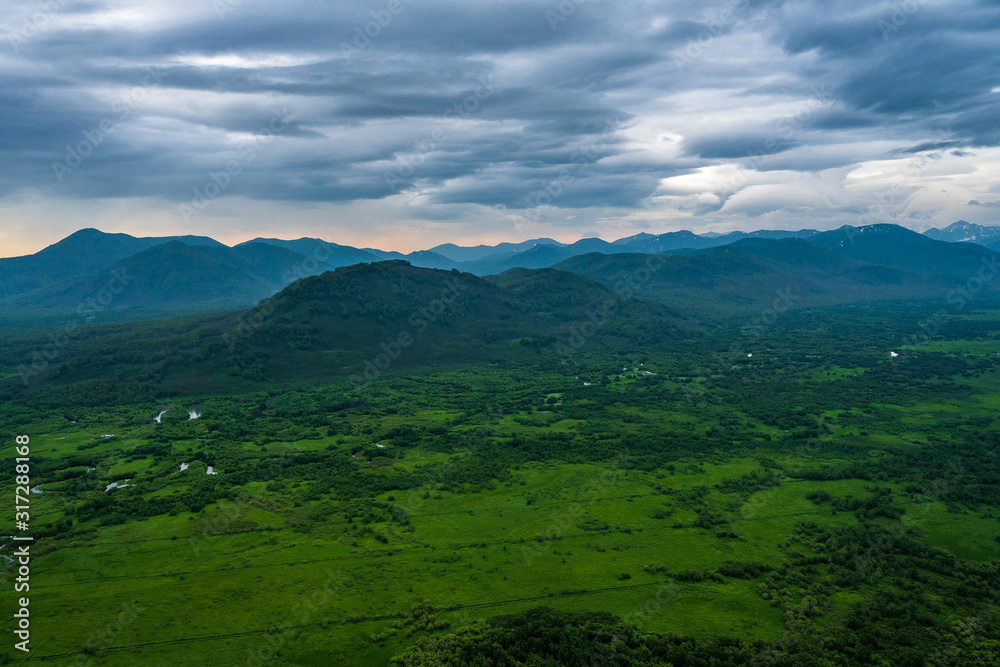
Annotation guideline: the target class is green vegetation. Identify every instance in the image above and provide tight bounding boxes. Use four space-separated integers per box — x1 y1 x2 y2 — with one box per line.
0 258 999 665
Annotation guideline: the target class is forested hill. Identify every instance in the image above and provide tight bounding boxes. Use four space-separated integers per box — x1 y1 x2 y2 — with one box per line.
553 238 969 319
0 261 684 405
0 228 223 300
0 241 315 325
3 234 1000 405
2 223 997 325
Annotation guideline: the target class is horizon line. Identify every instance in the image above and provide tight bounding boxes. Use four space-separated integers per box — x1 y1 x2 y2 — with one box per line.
2 220 982 261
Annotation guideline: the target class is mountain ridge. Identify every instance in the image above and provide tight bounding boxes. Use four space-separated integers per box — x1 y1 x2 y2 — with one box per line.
0 241 322 326
2 223 997 326
922 220 1000 245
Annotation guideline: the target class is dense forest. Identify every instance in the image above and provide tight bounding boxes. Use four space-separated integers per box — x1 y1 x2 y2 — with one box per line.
1 279 999 664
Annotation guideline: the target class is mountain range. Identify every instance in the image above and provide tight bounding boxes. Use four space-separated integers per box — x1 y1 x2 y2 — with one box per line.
0 260 686 398
2 222 999 399
0 222 997 326
922 220 1000 247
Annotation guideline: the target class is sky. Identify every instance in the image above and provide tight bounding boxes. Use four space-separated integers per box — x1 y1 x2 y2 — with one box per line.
1 0 998 257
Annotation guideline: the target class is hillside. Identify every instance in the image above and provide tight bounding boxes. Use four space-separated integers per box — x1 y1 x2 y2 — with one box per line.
3 223 997 328
611 230 714 253
0 241 318 326
923 220 1000 245
219 261 681 384
807 224 996 275
6 230 997 398
236 237 381 268
0 261 684 400
0 228 223 300
610 229 821 254
430 238 564 262
553 238 966 318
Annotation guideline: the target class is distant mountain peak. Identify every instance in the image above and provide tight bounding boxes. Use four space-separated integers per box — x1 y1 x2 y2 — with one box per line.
611 232 660 245
68 227 105 236
923 220 1000 245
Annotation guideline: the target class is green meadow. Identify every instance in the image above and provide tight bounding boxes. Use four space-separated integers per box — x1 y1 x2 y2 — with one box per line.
2 307 999 666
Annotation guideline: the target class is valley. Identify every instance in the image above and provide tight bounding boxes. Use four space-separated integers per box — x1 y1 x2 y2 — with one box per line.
1 284 999 665
6 2 1000 662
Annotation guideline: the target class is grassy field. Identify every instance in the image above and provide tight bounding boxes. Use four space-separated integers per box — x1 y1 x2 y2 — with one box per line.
5 436 997 665
2 335 1000 665
6 456 842 665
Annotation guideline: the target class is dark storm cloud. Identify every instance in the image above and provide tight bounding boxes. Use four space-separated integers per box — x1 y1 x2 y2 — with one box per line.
0 0 997 225
685 133 801 159
770 0 1000 145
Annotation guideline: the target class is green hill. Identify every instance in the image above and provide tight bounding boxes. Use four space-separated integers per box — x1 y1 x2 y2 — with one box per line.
236 237 381 267
0 241 317 327
0 261 684 402
219 261 681 385
808 224 997 275
553 239 964 319
0 228 223 300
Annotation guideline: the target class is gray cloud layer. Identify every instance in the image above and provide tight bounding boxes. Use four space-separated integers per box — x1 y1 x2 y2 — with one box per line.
1 0 998 250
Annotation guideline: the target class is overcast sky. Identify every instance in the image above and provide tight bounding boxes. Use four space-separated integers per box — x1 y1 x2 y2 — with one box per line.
1 0 998 256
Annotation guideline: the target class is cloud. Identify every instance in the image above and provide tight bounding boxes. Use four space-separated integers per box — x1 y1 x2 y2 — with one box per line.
0 0 998 254
684 132 801 159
